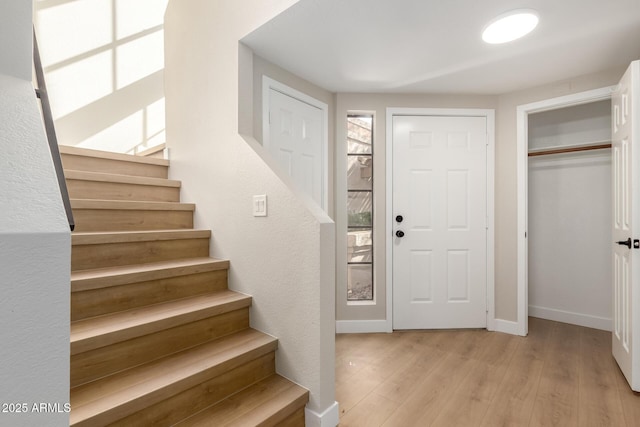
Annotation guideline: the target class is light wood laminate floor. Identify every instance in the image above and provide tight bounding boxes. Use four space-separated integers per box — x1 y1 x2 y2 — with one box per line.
336 317 640 426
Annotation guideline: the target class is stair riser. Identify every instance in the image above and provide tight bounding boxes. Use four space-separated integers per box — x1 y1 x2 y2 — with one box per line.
72 238 210 271
110 353 275 427
72 270 228 321
62 154 168 178
67 180 180 202
73 209 193 232
257 392 309 427
278 407 306 427
71 309 249 388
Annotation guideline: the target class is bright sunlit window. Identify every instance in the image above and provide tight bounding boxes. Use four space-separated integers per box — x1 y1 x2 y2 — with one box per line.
482 9 539 44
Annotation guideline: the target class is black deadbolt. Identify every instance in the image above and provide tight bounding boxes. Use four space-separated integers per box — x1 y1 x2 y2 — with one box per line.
396 230 405 238
396 215 404 223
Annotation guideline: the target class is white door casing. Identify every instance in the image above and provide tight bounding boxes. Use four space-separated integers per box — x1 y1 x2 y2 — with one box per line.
263 77 328 210
391 113 491 330
612 60 640 391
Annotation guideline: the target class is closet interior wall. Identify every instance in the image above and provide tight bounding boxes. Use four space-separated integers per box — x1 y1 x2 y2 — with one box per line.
528 99 612 331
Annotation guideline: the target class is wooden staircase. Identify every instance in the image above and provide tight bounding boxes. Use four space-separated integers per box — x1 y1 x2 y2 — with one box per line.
61 145 308 426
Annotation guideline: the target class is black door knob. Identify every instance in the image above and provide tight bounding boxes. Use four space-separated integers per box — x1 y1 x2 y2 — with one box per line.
617 238 632 248
396 230 405 238
396 215 403 223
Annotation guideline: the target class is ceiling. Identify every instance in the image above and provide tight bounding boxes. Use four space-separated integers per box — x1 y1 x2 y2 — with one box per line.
241 0 640 95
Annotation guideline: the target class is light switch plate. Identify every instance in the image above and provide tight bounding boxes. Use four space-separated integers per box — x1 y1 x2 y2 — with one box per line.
253 195 267 217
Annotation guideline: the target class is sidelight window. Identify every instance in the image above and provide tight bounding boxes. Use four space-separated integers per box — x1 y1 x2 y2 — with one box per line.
347 115 373 301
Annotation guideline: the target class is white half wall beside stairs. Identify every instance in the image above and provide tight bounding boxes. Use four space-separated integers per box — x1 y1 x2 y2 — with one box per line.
165 1 338 425
0 2 71 426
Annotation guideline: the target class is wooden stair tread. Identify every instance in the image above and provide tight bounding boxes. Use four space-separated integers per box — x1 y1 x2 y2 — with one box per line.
66 170 181 188
72 229 210 245
70 329 277 426
177 375 308 427
60 145 169 166
71 291 251 355
71 199 195 211
71 257 228 292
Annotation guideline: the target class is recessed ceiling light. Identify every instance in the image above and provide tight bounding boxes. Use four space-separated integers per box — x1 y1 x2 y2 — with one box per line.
482 9 539 44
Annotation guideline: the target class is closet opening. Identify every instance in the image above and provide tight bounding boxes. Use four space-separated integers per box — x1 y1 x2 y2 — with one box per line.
527 99 612 331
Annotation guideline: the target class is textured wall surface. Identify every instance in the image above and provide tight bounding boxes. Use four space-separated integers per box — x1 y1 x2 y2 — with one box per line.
165 0 337 422
0 1 31 80
0 3 71 422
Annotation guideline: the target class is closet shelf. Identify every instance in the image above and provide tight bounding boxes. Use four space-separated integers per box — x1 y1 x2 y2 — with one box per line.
528 140 612 157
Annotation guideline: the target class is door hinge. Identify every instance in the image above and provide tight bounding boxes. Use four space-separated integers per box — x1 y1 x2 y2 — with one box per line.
268 111 271 125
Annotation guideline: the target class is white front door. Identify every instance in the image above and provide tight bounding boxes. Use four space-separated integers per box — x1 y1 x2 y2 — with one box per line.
392 115 488 329
265 87 325 208
612 60 640 391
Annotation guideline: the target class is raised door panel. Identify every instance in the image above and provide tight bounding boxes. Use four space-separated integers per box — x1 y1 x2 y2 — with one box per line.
267 88 324 207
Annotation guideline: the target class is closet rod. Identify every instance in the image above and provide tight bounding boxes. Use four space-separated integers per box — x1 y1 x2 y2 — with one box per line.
528 143 612 157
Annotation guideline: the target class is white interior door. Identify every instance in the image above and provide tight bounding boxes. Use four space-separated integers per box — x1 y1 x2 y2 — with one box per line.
266 88 324 208
612 60 640 391
392 115 488 329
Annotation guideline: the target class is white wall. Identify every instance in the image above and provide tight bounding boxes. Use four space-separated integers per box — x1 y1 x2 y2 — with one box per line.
528 151 611 329
528 101 612 150
34 0 168 154
0 1 31 80
165 0 337 424
528 101 612 330
0 2 71 426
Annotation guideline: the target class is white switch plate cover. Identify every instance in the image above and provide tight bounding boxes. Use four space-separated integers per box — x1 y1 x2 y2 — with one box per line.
253 194 267 217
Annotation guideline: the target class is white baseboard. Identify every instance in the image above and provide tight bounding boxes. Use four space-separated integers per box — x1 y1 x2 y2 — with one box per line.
492 319 524 336
336 320 390 334
529 305 611 331
337 318 527 335
305 401 339 427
